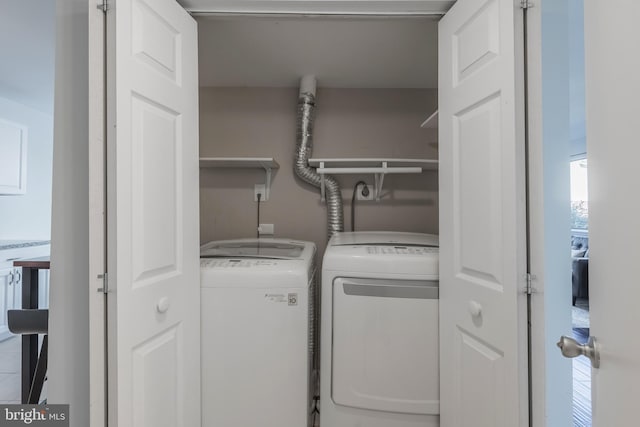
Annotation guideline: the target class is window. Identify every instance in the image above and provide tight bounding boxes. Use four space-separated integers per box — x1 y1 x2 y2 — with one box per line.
570 158 588 230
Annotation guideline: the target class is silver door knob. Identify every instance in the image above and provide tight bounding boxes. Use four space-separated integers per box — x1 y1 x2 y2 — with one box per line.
557 335 600 368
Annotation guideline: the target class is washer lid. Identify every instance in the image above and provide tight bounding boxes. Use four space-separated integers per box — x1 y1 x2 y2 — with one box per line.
329 231 439 248
200 238 307 259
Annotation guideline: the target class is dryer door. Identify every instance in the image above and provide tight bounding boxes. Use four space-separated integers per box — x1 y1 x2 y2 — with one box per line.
331 277 440 415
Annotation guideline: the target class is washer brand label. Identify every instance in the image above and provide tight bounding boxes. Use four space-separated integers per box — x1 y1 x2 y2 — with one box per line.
265 293 286 303
288 293 298 306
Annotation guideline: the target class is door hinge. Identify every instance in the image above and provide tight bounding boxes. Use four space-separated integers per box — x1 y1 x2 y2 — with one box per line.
520 0 533 9
97 0 109 13
97 273 109 294
525 273 537 295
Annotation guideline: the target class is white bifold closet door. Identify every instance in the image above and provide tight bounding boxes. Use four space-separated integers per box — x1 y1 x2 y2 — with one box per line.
106 0 200 426
438 0 529 426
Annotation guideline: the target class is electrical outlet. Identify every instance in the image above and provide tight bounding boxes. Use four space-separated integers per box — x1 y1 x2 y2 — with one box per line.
356 183 374 201
254 184 266 201
258 223 275 235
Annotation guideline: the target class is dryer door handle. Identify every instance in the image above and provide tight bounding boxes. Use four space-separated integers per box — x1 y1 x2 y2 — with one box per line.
340 278 439 300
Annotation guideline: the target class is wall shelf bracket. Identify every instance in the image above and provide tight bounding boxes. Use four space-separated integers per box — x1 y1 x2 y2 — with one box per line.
199 157 279 201
309 158 438 202
374 168 386 201
264 166 273 200
319 162 326 202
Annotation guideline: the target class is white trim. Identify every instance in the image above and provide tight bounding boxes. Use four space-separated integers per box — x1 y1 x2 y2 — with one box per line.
527 13 545 425
88 4 106 427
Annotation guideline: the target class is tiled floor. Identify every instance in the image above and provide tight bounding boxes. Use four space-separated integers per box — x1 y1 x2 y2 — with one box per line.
0 336 21 403
0 335 48 404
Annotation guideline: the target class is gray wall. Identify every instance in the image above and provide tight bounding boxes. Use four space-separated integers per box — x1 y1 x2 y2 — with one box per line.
49 0 89 426
0 96 53 239
199 87 438 255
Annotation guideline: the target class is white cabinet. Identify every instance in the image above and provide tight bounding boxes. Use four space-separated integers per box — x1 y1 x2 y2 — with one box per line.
0 267 16 341
0 267 24 341
0 243 50 341
0 119 28 195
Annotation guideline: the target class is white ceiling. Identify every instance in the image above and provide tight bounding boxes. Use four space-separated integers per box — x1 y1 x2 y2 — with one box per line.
197 16 439 88
180 0 454 14
0 0 56 114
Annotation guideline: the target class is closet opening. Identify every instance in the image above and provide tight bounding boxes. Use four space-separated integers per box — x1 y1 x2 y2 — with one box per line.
194 14 441 427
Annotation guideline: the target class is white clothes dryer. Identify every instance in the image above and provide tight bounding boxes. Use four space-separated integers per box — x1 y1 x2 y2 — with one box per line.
200 238 317 427
321 232 440 427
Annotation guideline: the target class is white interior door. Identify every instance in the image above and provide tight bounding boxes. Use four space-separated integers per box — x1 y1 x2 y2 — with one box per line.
584 2 640 425
438 0 528 426
106 0 200 425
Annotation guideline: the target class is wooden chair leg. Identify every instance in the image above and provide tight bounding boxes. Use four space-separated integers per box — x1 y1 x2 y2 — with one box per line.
28 335 48 404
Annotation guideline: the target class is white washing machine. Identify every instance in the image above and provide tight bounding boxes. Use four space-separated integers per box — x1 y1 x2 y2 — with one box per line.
200 238 318 427
321 232 440 427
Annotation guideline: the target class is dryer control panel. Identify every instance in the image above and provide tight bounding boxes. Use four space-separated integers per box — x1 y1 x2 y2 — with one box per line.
365 246 438 255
